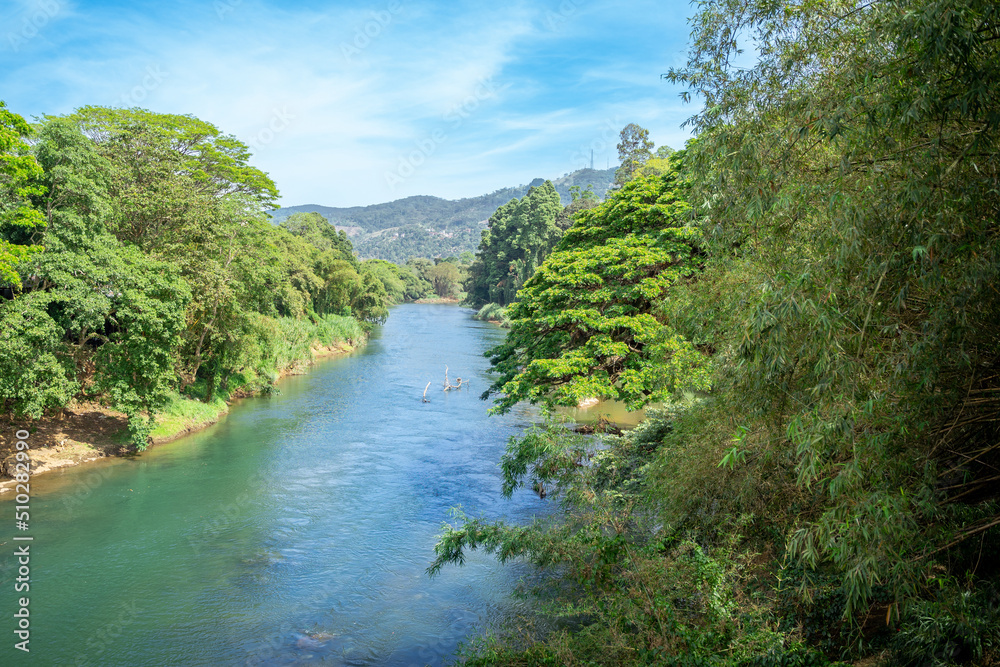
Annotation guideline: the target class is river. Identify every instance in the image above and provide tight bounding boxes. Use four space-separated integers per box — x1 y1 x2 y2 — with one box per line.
1 304 548 666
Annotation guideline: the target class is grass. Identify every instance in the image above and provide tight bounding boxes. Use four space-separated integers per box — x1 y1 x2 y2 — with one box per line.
148 314 364 444
474 302 511 327
149 391 229 442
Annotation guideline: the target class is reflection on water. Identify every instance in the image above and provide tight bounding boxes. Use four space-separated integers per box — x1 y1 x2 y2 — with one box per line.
557 399 649 428
1 304 547 666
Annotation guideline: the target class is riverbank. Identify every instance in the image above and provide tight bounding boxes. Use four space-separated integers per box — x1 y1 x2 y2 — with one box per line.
412 296 462 304
0 303 540 665
0 338 361 493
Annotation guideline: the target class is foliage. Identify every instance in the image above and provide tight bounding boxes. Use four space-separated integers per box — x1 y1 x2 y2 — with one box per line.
554 184 600 232
437 2 1000 664
433 416 842 667
67 106 279 209
660 0 1000 627
483 163 709 413
0 101 46 286
616 123 654 186
0 104 377 449
473 302 510 327
426 259 464 299
148 391 229 441
86 247 190 449
280 211 358 267
0 292 78 419
890 587 1000 666
465 181 564 308
353 223 484 264
270 167 617 262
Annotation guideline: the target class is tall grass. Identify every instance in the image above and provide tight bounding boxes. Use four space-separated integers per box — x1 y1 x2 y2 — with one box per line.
473 303 510 327
153 314 364 443
149 391 229 441
269 314 364 374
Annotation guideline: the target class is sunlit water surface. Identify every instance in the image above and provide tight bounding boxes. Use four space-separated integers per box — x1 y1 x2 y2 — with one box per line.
1 304 551 666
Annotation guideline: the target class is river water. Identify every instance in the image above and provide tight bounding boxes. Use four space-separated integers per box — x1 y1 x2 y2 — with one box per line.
1 304 549 666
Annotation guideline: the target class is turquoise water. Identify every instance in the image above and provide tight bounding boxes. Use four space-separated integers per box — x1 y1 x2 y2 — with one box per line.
1 304 546 666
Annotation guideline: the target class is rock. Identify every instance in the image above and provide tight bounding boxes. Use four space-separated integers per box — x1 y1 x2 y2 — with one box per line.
1 452 20 478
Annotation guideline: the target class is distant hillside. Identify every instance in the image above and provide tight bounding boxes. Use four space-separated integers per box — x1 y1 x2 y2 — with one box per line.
269 167 616 261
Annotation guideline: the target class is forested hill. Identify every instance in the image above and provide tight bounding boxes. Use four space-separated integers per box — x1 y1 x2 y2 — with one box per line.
268 167 616 262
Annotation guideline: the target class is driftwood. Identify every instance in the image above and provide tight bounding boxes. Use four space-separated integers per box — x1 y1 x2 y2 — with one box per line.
423 365 469 402
442 365 467 391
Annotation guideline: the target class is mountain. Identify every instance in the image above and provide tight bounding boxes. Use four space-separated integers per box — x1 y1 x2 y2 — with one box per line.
268 167 617 261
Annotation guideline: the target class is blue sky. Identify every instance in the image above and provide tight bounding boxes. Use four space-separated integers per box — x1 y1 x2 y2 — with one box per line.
1 0 697 207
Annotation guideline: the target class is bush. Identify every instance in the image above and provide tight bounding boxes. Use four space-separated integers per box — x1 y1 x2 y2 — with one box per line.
891 588 1000 667
474 302 510 327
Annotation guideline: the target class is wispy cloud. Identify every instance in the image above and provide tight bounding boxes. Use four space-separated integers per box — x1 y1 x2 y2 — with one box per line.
0 0 696 206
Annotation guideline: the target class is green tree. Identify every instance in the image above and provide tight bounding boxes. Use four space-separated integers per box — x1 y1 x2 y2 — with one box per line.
615 123 653 185
0 292 78 419
68 106 278 207
0 101 46 286
555 184 600 231
24 117 191 446
60 107 278 255
426 260 462 298
280 211 357 267
351 267 389 325
466 181 563 307
664 0 1000 628
484 162 708 413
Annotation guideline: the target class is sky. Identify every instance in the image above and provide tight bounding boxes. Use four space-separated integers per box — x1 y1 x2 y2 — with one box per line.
0 0 697 208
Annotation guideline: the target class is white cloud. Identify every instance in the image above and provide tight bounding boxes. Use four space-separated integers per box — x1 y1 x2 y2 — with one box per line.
0 0 699 206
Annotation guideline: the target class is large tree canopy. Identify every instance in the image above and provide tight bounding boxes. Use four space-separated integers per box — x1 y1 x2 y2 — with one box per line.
615 122 654 185
465 180 563 308
663 0 1000 620
484 157 709 413
67 106 279 208
0 106 389 448
0 101 46 286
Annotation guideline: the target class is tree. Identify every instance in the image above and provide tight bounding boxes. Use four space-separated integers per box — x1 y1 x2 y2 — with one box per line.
665 0 1000 626
426 260 462 298
280 211 357 267
615 123 653 185
0 101 46 286
555 185 600 231
24 118 190 446
0 292 78 419
351 268 389 324
484 160 709 414
60 107 279 255
465 181 563 307
67 106 279 207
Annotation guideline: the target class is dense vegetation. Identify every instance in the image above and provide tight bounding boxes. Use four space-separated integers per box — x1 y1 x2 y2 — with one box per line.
432 0 1000 664
270 167 617 261
465 180 564 309
481 162 705 414
0 106 421 449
